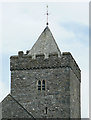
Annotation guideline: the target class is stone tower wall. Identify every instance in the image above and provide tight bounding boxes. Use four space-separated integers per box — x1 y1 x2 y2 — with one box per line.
10 52 81 118
11 68 70 118
70 69 81 118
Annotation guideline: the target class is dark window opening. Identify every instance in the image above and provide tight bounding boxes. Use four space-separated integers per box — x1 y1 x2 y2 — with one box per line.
38 80 41 90
42 80 45 90
46 107 47 114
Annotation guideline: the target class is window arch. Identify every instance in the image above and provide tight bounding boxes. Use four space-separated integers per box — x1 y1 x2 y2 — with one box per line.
42 80 45 90
38 80 41 90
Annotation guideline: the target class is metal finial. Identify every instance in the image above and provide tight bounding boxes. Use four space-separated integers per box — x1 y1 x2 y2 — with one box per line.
46 5 49 26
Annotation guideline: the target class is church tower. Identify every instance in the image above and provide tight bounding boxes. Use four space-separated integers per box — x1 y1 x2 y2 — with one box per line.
9 26 81 118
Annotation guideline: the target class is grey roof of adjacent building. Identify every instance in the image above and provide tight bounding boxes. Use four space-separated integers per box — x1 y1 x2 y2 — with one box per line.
1 94 35 119
28 26 61 58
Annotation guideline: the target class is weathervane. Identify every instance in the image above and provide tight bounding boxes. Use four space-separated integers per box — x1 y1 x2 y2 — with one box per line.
46 5 49 26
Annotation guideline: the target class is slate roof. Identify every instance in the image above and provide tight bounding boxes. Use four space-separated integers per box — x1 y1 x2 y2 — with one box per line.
28 26 61 58
0 94 35 119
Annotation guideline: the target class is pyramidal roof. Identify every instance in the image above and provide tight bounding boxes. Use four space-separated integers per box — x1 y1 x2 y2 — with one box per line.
28 26 61 58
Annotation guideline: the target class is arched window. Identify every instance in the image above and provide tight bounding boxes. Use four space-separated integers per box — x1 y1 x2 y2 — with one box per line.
42 80 45 90
38 80 41 90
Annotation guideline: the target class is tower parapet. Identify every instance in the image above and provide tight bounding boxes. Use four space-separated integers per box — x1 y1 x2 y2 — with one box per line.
10 51 81 81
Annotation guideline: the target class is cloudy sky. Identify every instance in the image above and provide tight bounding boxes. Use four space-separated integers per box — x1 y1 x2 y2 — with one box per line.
0 1 89 118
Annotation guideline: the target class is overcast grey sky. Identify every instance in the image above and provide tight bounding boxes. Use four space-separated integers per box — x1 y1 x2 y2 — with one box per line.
0 2 89 118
